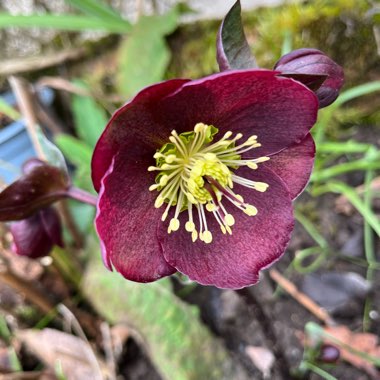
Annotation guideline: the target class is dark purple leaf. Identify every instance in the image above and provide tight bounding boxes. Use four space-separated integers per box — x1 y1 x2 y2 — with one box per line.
216 0 257 71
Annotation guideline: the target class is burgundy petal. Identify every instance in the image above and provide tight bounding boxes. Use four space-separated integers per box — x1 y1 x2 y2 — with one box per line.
274 48 344 108
158 166 294 289
265 133 315 199
92 79 190 192
95 151 176 282
11 211 53 258
40 207 64 248
92 71 318 193
158 70 318 157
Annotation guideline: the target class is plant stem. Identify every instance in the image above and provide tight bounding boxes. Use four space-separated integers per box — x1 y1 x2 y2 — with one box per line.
66 187 98 206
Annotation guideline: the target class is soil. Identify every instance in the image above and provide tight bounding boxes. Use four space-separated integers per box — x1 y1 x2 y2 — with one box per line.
1 2 380 380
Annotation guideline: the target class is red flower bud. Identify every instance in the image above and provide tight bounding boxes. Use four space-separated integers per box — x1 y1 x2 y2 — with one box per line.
318 344 340 363
274 48 344 108
10 207 63 259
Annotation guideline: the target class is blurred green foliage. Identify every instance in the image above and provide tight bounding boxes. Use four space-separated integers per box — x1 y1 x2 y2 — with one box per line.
83 243 236 380
117 7 180 97
0 0 131 33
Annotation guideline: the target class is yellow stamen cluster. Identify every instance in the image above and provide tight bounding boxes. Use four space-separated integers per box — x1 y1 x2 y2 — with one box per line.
148 123 270 243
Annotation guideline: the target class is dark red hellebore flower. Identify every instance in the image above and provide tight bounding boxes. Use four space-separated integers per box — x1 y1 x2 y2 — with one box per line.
10 206 64 259
92 70 319 289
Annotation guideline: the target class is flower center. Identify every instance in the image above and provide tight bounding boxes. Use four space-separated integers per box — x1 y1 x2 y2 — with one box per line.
148 123 270 244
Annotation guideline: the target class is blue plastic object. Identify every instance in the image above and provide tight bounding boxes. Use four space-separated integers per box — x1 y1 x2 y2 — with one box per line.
0 88 53 184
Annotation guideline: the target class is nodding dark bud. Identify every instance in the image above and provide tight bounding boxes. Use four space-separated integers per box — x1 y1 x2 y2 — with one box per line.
0 159 70 221
10 207 64 259
274 48 344 108
318 344 340 364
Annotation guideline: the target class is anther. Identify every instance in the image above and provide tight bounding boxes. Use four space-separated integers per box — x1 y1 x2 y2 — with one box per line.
155 197 165 208
168 218 180 232
244 205 258 216
203 230 213 244
166 155 177 164
185 221 195 232
224 214 235 226
254 182 269 192
159 175 169 186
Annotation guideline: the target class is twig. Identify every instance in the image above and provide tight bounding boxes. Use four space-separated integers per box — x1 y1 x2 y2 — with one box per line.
0 371 55 380
0 47 86 76
8 76 45 160
101 322 117 380
269 269 334 326
34 103 65 135
0 265 55 315
36 76 90 97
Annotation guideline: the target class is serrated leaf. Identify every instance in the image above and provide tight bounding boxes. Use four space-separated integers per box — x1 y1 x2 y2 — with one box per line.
216 0 257 71
71 83 108 148
82 250 236 380
116 8 179 97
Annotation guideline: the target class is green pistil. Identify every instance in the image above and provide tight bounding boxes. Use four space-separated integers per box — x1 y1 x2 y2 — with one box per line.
148 123 270 243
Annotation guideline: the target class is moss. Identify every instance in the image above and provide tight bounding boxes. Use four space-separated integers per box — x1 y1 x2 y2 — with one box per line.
166 20 220 79
166 0 379 89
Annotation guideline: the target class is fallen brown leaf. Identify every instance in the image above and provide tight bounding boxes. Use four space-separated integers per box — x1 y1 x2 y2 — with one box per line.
324 325 380 380
17 328 106 380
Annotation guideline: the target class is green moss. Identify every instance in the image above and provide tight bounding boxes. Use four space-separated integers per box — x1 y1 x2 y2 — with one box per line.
166 0 378 88
166 20 220 79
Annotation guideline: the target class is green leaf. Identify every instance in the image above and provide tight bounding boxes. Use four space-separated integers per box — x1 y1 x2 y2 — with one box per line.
216 0 257 71
65 0 129 27
0 13 131 33
82 249 237 380
71 83 108 148
317 140 372 154
313 181 380 238
314 81 380 146
55 134 92 168
55 134 94 192
36 126 68 174
333 81 380 107
311 155 380 182
116 8 179 97
0 98 21 120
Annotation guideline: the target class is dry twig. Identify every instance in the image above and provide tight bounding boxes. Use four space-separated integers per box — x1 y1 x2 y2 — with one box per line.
269 269 334 326
0 48 86 76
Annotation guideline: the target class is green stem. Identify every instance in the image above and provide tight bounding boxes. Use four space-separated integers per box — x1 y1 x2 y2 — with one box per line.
363 148 377 331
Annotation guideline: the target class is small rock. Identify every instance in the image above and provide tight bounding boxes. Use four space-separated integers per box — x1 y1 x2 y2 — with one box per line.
340 230 363 257
301 272 371 316
245 346 275 379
